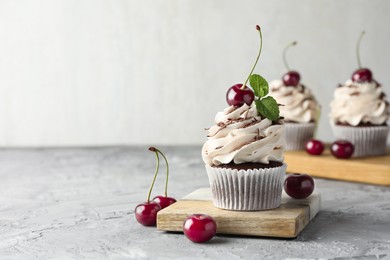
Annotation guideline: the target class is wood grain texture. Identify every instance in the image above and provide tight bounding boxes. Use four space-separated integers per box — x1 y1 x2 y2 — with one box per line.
157 188 320 238
285 150 390 186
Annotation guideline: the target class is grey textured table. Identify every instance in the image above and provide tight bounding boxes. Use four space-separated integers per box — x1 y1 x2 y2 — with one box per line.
0 146 389 259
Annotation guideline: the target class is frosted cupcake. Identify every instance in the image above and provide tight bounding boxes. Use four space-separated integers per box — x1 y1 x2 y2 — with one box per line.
329 31 389 157
202 25 286 211
269 41 320 150
269 80 320 150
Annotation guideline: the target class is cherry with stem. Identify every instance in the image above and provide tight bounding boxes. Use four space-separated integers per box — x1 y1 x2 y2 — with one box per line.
282 41 300 87
134 148 162 226
351 31 372 82
226 25 263 107
152 147 177 209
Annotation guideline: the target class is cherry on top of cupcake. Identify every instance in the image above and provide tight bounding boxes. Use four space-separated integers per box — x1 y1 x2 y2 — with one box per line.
351 31 373 83
281 41 301 87
226 25 280 122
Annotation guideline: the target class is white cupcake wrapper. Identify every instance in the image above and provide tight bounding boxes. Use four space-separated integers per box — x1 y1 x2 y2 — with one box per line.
284 123 316 151
205 163 287 211
331 124 389 157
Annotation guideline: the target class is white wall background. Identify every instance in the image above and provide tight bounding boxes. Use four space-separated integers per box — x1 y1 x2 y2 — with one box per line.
0 0 389 146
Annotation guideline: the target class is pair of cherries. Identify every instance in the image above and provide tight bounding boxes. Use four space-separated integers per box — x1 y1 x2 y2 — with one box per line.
306 139 355 159
135 147 176 226
134 148 216 243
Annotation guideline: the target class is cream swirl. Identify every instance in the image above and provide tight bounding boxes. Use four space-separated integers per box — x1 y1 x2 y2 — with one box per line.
330 79 389 126
202 103 285 166
269 80 320 123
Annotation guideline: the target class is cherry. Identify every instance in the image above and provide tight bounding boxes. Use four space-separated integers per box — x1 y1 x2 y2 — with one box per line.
135 147 175 226
226 25 262 107
152 195 177 209
135 202 161 226
331 140 354 159
284 173 315 199
281 41 300 87
183 214 217 243
352 68 372 83
305 139 325 155
282 71 300 87
149 147 176 209
351 31 372 83
226 84 254 106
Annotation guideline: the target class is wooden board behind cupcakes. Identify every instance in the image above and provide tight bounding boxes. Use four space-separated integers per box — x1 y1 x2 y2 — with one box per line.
284 149 390 186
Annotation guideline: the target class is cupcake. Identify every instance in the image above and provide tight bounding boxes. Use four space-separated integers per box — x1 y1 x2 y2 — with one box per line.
269 42 320 150
269 80 320 150
329 31 389 157
202 25 287 211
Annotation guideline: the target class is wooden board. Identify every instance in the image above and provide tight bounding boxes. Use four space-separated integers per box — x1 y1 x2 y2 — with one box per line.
285 150 390 186
157 188 321 238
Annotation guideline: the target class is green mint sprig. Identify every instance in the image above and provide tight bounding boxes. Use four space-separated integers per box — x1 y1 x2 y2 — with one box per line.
249 74 280 121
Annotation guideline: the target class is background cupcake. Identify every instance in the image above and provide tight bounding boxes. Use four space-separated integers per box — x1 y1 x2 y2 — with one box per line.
330 78 389 157
269 42 320 151
329 31 389 157
202 25 286 211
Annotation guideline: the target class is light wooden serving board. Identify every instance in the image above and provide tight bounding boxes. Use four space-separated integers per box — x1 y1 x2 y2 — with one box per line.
285 150 390 186
157 188 321 238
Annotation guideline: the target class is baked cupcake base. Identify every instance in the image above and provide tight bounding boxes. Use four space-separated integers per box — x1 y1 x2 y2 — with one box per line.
331 124 389 157
285 122 316 151
205 162 287 211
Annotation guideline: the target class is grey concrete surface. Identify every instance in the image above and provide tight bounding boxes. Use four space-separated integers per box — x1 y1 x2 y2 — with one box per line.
0 146 389 259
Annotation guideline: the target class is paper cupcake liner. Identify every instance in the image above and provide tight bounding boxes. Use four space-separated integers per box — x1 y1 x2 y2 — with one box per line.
284 123 316 151
205 163 287 211
331 124 389 157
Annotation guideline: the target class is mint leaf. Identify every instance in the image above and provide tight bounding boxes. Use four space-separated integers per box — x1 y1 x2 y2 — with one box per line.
255 96 280 121
250 74 268 98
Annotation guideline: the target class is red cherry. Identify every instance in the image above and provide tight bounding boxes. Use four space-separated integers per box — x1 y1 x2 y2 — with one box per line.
152 195 177 209
135 202 161 226
226 84 254 107
227 25 262 107
183 214 217 243
351 68 372 83
282 71 300 86
284 174 315 199
305 139 325 155
331 140 354 159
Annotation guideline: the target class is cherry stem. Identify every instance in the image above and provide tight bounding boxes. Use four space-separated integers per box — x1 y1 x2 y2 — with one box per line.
283 41 297 71
146 150 160 202
241 25 263 90
356 31 365 68
156 149 170 197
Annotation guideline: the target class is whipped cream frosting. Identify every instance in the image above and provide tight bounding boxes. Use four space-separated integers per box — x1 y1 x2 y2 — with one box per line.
202 103 285 166
330 79 389 126
269 80 319 123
